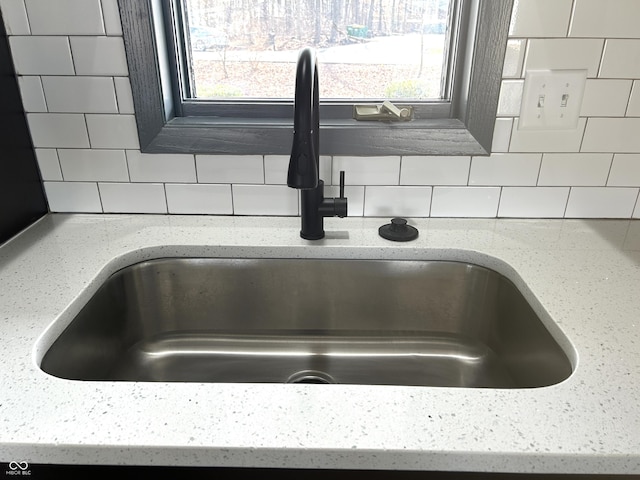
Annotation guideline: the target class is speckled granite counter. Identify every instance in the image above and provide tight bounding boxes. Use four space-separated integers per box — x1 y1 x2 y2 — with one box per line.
0 214 639 474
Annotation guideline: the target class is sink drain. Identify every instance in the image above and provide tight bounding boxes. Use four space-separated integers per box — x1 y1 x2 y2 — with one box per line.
286 370 336 384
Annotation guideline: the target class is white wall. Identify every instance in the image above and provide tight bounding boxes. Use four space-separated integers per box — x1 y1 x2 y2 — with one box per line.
2 0 640 218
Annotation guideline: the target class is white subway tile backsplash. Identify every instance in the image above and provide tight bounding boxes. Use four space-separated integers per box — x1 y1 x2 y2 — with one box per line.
264 156 288 185
600 40 640 79
319 156 333 184
581 80 633 117
41 76 118 113
469 154 541 186
35 149 62 181
232 185 298 216
166 184 233 214
101 0 123 36
264 155 331 185
196 155 264 184
333 156 400 185
99 183 167 214
627 81 640 117
59 149 128 182
44 181 102 212
608 154 640 187
538 154 613 186
8 0 640 220
114 77 135 114
502 39 525 78
570 0 640 39
509 0 572 37
70 37 128 76
127 150 196 183
400 156 470 186
498 187 569 218
524 39 604 77
24 0 104 35
491 118 513 153
9 36 74 75
0 0 30 35
497 80 524 116
363 186 431 217
86 114 139 149
431 187 500 218
27 113 89 148
17 76 46 112
565 187 639 218
510 118 587 153
581 118 640 153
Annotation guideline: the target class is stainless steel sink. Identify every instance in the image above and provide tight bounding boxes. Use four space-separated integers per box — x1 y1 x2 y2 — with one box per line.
40 258 573 388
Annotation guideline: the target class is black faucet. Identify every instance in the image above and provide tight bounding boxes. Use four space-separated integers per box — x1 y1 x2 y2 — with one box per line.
287 47 347 240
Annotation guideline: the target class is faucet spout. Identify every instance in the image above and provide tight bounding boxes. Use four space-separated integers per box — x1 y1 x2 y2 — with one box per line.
287 47 347 240
287 47 319 190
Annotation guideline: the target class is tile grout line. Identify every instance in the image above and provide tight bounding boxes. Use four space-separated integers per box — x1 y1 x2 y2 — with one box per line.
193 154 198 183
21 0 31 35
230 184 235 215
633 189 640 219
623 81 635 117
595 38 607 79
495 186 503 218
603 153 614 187
98 0 107 36
162 183 168 214
96 181 105 213
566 0 577 38
562 186 572 218
535 152 543 186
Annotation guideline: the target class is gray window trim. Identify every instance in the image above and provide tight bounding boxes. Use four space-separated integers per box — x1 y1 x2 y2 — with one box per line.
118 0 513 156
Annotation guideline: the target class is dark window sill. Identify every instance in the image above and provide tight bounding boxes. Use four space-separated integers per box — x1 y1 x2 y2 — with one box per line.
144 118 489 156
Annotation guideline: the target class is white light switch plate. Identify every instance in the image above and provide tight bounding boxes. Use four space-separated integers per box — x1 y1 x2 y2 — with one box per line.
519 70 587 130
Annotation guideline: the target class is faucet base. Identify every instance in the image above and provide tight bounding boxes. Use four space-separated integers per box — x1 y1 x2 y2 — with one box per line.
299 179 348 240
300 230 325 241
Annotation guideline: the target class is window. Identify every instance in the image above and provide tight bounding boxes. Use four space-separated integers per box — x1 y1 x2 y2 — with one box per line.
118 0 513 155
182 0 452 101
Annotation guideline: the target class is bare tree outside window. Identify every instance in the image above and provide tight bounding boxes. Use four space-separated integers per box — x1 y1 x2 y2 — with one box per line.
183 0 452 100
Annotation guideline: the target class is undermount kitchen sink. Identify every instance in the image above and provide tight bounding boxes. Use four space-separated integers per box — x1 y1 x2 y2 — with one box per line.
40 258 573 388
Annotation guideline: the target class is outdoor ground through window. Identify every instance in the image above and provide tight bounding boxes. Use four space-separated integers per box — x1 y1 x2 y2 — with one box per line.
183 0 452 100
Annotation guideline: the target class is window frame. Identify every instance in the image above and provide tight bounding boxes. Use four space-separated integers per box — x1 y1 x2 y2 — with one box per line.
118 0 514 156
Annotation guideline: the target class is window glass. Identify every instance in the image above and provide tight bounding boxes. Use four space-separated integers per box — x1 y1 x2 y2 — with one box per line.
182 0 452 101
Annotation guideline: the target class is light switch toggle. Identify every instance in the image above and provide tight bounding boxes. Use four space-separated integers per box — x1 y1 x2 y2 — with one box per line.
537 95 545 108
519 69 587 130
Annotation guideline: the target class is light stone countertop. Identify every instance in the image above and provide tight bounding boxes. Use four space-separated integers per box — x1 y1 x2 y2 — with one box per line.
0 214 639 474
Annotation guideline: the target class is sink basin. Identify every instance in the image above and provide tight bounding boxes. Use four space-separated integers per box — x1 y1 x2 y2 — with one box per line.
40 258 572 388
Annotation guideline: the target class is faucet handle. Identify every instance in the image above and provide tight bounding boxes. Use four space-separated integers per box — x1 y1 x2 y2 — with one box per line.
335 170 347 218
